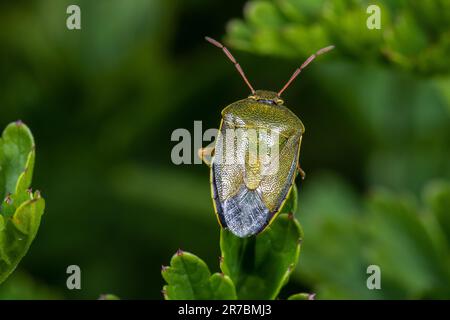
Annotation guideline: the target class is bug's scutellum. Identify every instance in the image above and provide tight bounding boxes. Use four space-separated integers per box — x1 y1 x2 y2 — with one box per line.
205 36 334 97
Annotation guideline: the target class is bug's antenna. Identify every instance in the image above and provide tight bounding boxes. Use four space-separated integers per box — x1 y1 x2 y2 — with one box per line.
205 36 255 94
278 45 335 97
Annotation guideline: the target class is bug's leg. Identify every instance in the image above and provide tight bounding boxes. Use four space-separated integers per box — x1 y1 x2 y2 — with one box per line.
198 147 215 167
297 164 306 180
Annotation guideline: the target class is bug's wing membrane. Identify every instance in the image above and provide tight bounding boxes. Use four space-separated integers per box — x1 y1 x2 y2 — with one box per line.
258 132 301 213
212 122 302 237
212 122 271 237
212 122 245 205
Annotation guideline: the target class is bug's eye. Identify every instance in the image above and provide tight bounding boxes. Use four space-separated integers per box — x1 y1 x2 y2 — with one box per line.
275 98 284 105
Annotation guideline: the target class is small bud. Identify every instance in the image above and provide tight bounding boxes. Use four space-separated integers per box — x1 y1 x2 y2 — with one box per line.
219 256 224 263
287 212 294 220
176 248 184 256
4 194 12 205
308 293 316 300
15 120 23 126
161 265 168 272
288 264 294 273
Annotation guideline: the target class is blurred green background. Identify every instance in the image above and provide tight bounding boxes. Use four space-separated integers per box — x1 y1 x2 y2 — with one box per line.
0 0 449 299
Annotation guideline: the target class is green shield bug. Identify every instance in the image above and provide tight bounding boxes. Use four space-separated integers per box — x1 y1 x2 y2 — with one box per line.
200 36 334 238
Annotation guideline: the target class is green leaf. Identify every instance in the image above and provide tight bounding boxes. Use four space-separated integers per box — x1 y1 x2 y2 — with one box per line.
283 24 331 57
365 190 449 298
424 181 450 246
293 174 372 299
0 121 44 285
208 273 237 300
220 187 303 299
278 0 327 23
225 0 449 74
98 294 120 300
0 196 45 284
280 184 298 214
384 13 428 70
0 121 35 202
226 19 253 51
287 292 314 300
245 1 284 29
162 250 237 300
433 76 450 115
0 271 61 299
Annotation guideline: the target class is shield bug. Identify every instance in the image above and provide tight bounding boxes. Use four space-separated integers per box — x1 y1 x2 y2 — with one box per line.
200 36 334 237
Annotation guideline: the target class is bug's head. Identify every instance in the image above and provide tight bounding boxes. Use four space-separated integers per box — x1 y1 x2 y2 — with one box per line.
248 90 284 106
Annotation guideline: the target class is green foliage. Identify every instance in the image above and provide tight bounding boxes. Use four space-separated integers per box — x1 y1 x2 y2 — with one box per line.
220 214 302 299
162 187 302 300
226 0 450 74
365 190 447 297
0 271 61 299
98 294 121 300
425 181 450 246
287 292 314 300
296 174 450 299
162 250 236 300
0 122 45 285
